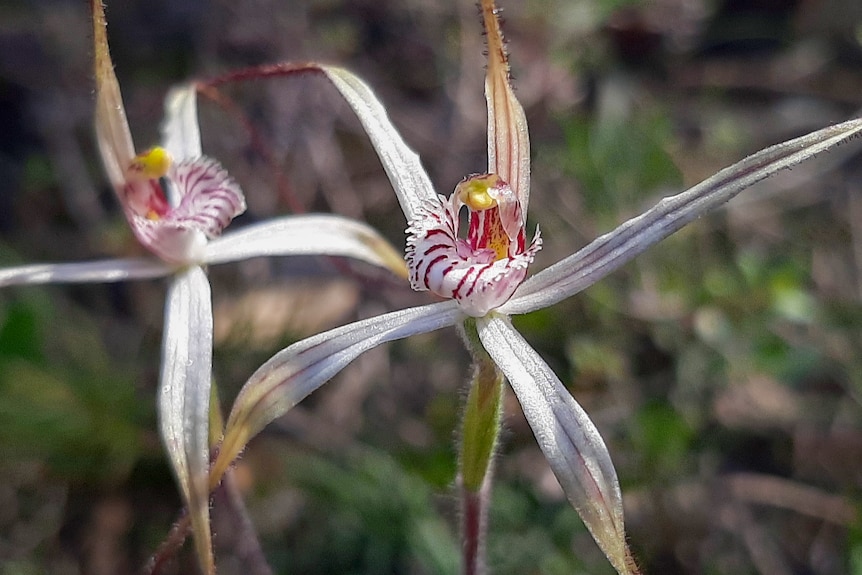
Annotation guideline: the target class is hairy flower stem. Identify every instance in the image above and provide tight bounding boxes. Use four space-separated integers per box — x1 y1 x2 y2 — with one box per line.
145 513 191 575
145 467 272 575
458 318 504 575
215 471 274 575
461 475 493 575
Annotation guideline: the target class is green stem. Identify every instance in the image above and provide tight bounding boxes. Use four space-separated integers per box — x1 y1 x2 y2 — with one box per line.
458 318 504 575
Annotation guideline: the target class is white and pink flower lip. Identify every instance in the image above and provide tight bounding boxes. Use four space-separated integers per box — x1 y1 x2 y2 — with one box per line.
120 147 245 264
406 173 541 317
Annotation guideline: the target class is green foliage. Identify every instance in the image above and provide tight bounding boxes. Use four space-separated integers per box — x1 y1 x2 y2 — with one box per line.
488 483 612 575
268 448 459 575
0 293 145 482
630 402 694 477
560 107 681 227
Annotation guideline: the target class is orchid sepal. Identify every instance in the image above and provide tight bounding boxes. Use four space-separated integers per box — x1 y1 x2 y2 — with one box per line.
477 314 636 574
500 117 862 316
159 265 215 574
0 258 174 288
211 300 464 488
204 214 408 279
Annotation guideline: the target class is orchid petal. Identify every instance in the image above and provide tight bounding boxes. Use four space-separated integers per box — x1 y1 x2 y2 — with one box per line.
162 84 203 166
204 214 408 278
159 266 214 574
322 67 437 222
91 0 135 192
211 300 462 488
481 0 531 213
477 314 633 574
500 118 862 316
0 258 173 287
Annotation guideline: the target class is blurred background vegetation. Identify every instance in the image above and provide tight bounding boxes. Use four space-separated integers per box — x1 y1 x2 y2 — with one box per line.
1 0 862 573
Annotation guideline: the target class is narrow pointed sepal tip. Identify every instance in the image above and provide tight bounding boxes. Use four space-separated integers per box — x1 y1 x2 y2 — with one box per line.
479 0 531 212
475 315 636 575
501 117 862 316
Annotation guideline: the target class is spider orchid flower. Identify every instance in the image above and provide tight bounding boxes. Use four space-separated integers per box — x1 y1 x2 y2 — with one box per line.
0 2 407 573
210 1 862 573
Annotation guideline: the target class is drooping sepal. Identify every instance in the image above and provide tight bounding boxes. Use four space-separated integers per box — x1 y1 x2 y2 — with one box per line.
477 314 639 575
159 266 216 575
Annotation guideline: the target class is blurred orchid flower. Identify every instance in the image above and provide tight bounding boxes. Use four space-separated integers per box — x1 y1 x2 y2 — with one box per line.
0 2 407 573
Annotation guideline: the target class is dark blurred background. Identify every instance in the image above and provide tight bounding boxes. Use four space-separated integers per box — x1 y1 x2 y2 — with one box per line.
2 0 862 573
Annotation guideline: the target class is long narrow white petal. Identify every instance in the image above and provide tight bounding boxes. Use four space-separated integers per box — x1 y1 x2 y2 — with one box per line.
477 315 633 575
500 118 862 315
211 300 462 486
0 258 173 287
162 84 203 166
160 266 214 574
203 214 407 278
322 67 437 222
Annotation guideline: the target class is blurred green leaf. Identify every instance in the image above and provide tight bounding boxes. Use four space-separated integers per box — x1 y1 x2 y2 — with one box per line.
561 108 681 226
631 402 693 476
272 448 458 575
0 295 145 482
0 300 43 362
488 482 609 575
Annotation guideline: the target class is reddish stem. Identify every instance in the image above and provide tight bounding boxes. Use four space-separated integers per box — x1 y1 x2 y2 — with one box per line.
195 82 303 214
215 470 273 575
144 513 191 575
461 474 491 575
201 62 325 89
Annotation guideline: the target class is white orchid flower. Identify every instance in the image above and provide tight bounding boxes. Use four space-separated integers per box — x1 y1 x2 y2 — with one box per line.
208 1 862 573
0 3 407 573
